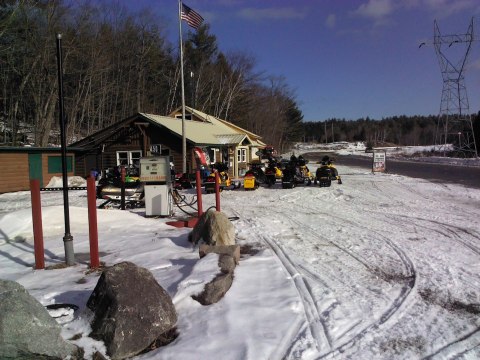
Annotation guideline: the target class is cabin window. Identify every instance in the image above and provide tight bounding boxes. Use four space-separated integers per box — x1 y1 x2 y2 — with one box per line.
116 151 142 168
237 148 247 163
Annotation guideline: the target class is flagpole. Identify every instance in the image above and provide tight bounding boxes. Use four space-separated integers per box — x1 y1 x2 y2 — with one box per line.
178 0 187 173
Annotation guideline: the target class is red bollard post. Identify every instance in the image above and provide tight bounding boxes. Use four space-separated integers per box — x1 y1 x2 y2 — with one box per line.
87 176 100 269
30 179 45 270
195 170 203 217
120 166 126 210
215 171 221 212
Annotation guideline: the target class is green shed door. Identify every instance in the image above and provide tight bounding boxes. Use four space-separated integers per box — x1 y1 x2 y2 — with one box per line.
28 153 43 187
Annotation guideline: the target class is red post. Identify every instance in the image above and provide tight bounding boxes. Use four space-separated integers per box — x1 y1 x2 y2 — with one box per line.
30 179 44 270
120 166 126 182
120 166 126 210
87 176 100 269
195 170 203 217
215 171 221 211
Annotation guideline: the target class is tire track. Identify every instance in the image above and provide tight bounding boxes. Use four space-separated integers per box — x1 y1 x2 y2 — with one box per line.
294 203 417 353
351 211 480 358
239 216 332 356
225 171 478 359
261 232 333 354
289 212 417 359
385 213 480 256
235 199 417 359
422 327 480 359
231 208 333 356
393 178 431 201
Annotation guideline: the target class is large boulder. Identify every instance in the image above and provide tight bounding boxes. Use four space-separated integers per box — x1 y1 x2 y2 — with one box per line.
87 261 177 360
188 209 235 246
0 279 80 360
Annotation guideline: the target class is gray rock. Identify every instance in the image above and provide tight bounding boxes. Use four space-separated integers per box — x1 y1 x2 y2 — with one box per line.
192 272 234 305
218 254 237 274
188 209 235 246
0 279 80 360
199 244 240 265
192 250 237 305
87 261 177 360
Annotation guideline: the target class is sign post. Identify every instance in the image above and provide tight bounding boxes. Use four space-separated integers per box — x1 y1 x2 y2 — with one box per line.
372 150 387 173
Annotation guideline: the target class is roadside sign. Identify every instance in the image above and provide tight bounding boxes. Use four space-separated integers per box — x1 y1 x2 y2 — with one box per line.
372 151 386 172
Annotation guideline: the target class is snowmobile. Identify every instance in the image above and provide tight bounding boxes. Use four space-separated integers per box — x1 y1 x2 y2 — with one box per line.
243 171 258 190
297 156 314 185
256 145 278 160
97 182 144 208
281 155 313 189
314 156 342 187
264 159 283 187
243 162 266 190
281 166 297 189
174 172 195 189
96 167 144 208
204 163 238 193
174 165 211 190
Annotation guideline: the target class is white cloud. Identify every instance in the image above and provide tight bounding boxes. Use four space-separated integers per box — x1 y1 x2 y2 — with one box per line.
423 0 480 18
238 7 307 21
352 0 396 19
325 14 336 29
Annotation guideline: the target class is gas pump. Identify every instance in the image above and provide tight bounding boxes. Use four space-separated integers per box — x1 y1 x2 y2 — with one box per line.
140 156 173 216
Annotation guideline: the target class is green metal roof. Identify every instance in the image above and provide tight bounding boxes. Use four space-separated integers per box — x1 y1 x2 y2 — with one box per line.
215 134 247 145
140 113 246 146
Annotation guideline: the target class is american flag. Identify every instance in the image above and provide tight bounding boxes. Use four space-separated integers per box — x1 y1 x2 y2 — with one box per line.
181 3 204 30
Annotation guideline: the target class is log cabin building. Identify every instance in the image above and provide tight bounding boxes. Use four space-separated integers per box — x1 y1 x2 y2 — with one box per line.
72 106 266 179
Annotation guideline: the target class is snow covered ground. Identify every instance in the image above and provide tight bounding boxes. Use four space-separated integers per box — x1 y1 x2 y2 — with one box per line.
1 147 480 359
294 142 480 167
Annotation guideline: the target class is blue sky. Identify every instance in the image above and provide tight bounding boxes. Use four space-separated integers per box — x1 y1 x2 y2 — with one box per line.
124 0 480 121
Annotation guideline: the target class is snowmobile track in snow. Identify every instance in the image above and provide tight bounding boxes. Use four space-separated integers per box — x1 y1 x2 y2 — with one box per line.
284 208 417 359
422 327 480 359
235 198 417 359
257 229 333 354
385 213 480 257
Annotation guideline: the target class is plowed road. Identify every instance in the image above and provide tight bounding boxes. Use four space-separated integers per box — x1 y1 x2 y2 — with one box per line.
303 153 480 189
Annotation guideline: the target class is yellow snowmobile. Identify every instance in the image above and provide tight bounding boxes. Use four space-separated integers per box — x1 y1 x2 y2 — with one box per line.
204 163 234 193
243 162 266 190
315 156 342 187
264 159 283 187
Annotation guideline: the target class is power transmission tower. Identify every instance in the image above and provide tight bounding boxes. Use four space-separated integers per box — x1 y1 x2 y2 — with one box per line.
432 18 478 157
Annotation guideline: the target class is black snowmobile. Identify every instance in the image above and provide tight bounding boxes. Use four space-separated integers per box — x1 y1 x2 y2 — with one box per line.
281 155 312 189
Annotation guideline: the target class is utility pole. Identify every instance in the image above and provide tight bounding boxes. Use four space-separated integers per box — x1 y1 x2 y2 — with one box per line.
324 121 327 144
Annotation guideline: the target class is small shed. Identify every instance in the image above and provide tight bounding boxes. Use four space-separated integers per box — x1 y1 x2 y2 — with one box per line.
0 147 76 193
